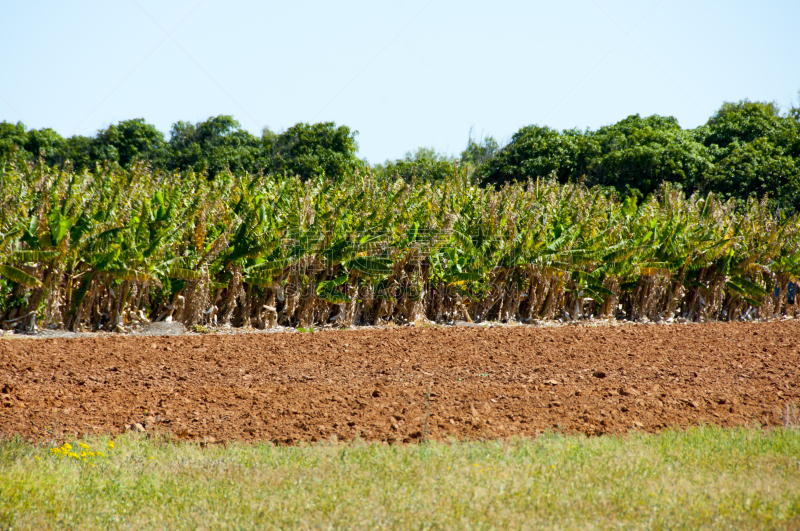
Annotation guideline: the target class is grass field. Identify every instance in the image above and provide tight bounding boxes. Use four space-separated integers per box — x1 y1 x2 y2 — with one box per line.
1 427 799 530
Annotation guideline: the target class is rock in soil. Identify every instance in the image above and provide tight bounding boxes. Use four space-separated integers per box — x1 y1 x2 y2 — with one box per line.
136 322 187 336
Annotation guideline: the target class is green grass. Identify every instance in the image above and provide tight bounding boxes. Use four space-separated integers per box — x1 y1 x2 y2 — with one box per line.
1 427 799 530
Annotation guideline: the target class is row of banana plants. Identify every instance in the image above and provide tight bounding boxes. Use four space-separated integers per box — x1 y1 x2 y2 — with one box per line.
1 159 799 332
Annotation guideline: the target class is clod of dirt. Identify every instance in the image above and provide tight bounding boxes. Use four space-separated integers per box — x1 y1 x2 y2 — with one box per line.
132 422 146 432
470 404 480 418
592 371 607 378
544 379 559 386
619 387 639 396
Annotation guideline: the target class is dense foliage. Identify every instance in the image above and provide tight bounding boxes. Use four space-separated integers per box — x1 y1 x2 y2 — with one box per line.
479 100 800 213
3 98 798 211
0 116 361 180
373 137 499 183
1 159 798 332
1 95 798 331
374 147 460 183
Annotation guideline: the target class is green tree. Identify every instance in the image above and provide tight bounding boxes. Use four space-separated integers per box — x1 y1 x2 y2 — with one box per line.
697 100 800 212
704 100 793 148
790 91 800 123
269 122 362 181
92 118 167 168
0 121 30 162
168 115 265 177
460 133 499 167
704 137 800 212
479 115 713 198
478 125 600 187
24 128 67 166
63 135 94 171
590 115 713 197
375 147 457 182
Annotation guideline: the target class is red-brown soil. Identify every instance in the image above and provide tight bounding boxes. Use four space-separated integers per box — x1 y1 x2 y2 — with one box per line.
1 321 799 444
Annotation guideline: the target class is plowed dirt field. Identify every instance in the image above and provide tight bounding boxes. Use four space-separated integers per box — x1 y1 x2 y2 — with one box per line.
1 321 799 444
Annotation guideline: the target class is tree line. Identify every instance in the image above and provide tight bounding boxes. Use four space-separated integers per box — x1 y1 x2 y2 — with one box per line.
1 96 799 212
480 100 800 214
0 116 362 181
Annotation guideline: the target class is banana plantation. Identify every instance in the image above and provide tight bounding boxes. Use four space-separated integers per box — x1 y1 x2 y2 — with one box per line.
1 160 798 333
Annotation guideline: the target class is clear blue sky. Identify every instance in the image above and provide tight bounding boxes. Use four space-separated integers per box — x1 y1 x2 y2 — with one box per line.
1 0 798 164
